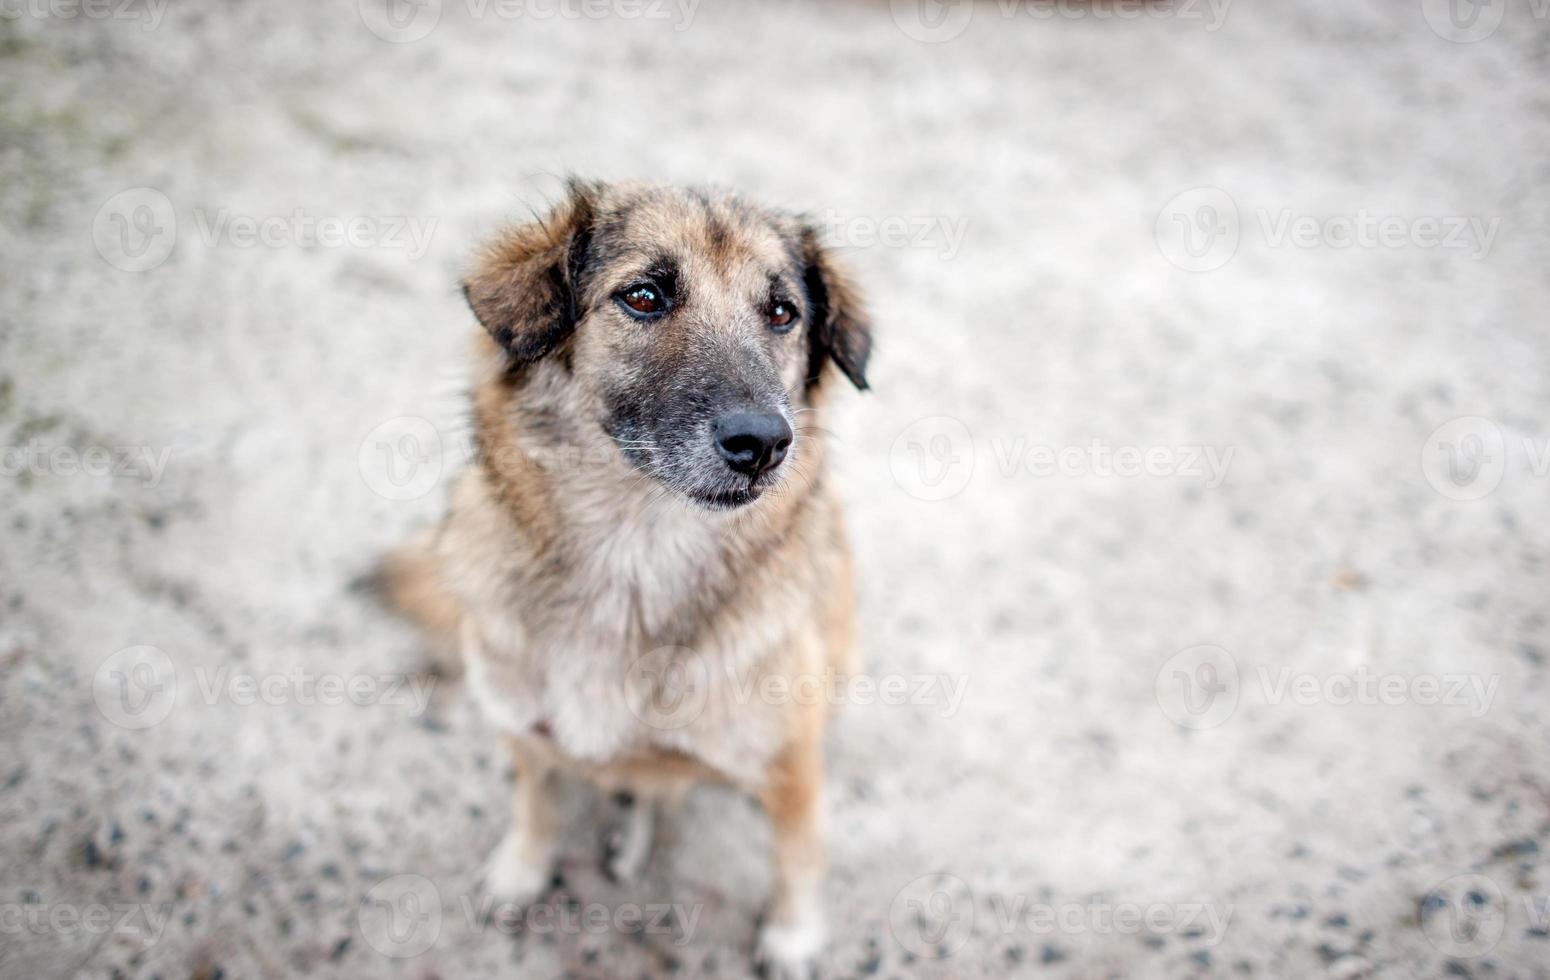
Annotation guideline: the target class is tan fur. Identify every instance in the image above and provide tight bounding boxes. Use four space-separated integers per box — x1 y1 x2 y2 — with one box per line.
380 527 461 654
387 181 870 977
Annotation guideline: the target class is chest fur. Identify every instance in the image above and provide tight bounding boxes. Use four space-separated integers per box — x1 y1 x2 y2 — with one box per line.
453 482 803 784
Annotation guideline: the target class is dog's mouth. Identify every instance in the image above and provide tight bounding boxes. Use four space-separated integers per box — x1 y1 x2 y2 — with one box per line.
687 485 763 510
608 428 790 512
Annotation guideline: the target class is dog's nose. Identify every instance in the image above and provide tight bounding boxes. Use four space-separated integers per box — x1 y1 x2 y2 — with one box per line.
713 411 792 477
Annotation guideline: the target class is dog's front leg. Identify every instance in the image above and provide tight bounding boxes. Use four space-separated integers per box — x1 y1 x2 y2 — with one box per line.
755 726 827 980
483 734 559 904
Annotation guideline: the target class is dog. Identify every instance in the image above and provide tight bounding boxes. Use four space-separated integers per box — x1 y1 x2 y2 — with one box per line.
384 179 871 977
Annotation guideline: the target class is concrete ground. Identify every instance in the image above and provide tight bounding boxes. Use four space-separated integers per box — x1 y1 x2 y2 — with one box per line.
2 1 1549 977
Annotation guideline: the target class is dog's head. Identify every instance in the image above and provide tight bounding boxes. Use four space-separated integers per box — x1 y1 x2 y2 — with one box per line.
464 180 871 510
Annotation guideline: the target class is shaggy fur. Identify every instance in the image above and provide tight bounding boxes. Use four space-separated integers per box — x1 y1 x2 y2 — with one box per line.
386 180 871 978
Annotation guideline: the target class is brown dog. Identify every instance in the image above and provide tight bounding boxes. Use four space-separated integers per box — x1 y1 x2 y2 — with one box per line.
385 179 870 977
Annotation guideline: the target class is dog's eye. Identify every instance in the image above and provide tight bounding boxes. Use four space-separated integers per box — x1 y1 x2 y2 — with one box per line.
618 283 668 318
768 300 797 333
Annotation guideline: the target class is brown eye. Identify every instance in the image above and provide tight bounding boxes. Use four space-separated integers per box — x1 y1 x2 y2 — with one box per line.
618 283 667 318
768 300 796 333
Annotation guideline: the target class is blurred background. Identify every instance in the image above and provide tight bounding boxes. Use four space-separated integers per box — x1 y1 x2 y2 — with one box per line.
2 0 1548 977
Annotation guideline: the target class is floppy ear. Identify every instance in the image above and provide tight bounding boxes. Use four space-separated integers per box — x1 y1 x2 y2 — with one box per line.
463 179 599 364
800 230 873 391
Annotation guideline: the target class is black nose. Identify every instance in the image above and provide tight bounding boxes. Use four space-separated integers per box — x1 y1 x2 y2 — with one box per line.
713 411 793 477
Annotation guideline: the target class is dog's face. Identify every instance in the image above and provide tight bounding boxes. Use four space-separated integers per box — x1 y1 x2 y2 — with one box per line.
464 181 871 510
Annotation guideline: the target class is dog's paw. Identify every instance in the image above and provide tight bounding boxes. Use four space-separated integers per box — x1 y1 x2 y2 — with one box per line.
602 795 654 883
603 827 648 883
754 918 825 980
479 831 552 906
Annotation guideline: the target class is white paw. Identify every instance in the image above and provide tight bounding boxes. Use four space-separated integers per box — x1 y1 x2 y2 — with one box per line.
480 831 552 906
605 828 648 882
603 800 654 883
755 918 825 980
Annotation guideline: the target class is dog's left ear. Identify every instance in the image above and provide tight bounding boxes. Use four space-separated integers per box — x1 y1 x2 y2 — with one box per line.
463 178 599 364
800 230 873 391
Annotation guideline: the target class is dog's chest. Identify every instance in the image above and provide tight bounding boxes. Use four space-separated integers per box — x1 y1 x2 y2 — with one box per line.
461 510 788 784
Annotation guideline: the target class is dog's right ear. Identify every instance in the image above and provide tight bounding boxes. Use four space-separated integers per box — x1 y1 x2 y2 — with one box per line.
463 179 599 364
